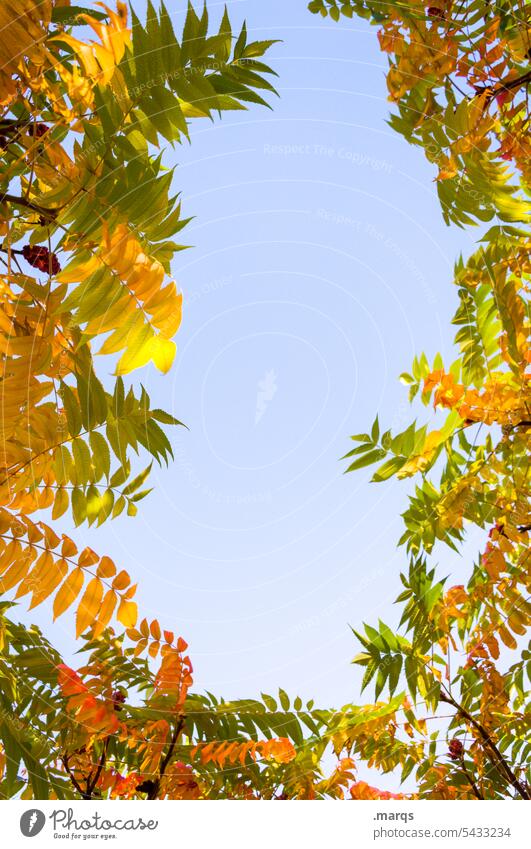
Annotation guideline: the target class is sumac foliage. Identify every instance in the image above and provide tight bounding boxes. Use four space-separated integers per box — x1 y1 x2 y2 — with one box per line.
0 1 327 801
311 0 530 799
0 0 529 802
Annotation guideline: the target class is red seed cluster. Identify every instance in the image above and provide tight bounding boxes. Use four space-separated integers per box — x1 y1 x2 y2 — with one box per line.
427 6 445 18
448 738 464 760
34 123 49 137
112 690 126 712
136 779 157 795
22 244 61 275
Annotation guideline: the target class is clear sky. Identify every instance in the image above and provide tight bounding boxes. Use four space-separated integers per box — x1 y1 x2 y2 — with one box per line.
21 1 488 715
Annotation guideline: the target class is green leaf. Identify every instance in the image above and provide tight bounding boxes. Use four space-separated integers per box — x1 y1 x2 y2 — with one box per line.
51 5 107 24
372 456 406 482
60 383 82 437
112 495 126 518
349 432 371 442
151 409 185 426
122 463 153 497
261 693 277 712
278 688 290 711
345 448 386 473
90 431 111 481
71 487 87 526
72 438 92 485
52 488 69 520
109 461 130 489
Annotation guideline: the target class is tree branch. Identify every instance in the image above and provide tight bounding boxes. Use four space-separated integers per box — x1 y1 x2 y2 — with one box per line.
0 193 57 221
476 70 531 103
62 754 91 800
0 119 31 133
87 738 109 797
147 716 185 800
459 756 484 800
440 691 529 799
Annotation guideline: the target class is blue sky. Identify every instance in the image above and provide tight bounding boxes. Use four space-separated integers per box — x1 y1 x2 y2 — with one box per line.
21 1 489 713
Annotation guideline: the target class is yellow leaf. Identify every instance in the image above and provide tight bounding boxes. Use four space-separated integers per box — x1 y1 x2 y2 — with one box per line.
76 577 104 637
114 324 154 375
15 550 53 599
56 254 101 285
117 599 138 628
150 336 176 374
0 539 22 576
0 550 33 593
52 488 69 520
53 567 84 619
29 557 68 609
92 589 117 638
98 310 140 356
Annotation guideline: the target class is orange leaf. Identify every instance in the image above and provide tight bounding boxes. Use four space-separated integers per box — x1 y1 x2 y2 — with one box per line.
148 640 160 658
78 546 99 568
97 555 116 579
484 547 505 579
264 738 296 764
112 569 130 591
123 583 137 600
58 664 87 697
40 523 61 550
133 638 148 656
61 536 78 558
498 624 517 649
